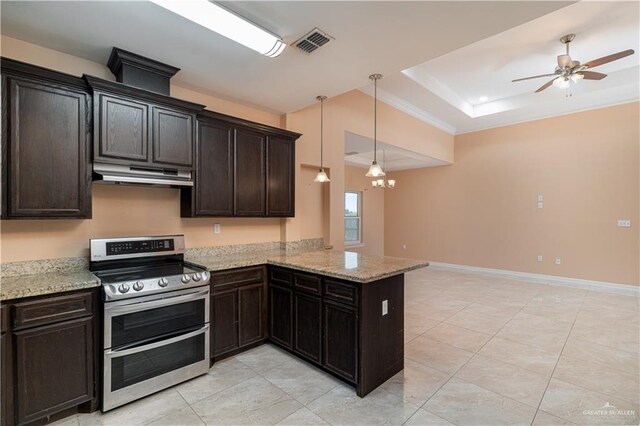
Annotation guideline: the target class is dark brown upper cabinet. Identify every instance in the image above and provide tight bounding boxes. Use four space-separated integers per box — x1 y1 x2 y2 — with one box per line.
234 127 266 216
181 111 300 218
85 75 203 172
267 136 295 216
1 58 92 219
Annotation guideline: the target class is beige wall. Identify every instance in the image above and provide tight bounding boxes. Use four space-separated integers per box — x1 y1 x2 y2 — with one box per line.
284 90 454 250
344 166 385 256
385 102 640 286
0 35 285 262
0 36 452 262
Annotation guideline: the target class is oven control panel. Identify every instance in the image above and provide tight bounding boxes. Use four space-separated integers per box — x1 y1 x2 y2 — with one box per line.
90 235 185 261
106 239 174 256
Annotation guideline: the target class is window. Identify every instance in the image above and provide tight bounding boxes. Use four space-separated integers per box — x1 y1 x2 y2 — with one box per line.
344 191 362 246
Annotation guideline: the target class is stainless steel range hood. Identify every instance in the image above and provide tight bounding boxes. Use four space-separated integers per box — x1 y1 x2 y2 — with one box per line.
93 163 193 187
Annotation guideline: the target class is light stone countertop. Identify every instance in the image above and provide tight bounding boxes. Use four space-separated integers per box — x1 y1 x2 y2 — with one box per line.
186 249 429 283
1 270 100 301
0 248 428 301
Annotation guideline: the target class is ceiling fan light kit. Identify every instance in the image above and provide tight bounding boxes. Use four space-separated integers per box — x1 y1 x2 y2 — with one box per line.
512 33 635 94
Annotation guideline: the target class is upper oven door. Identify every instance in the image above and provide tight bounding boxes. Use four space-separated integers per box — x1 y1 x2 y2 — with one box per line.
104 286 209 349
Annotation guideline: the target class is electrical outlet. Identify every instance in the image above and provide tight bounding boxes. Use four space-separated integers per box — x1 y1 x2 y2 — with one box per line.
537 194 544 202
617 220 631 228
555 258 561 265
537 255 543 262
402 244 407 250
382 300 388 316
213 223 221 234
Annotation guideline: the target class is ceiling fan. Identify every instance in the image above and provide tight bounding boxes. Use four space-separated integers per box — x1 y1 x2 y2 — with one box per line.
512 34 635 93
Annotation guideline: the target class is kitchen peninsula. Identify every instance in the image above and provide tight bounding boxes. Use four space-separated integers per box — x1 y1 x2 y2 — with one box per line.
0 245 427 424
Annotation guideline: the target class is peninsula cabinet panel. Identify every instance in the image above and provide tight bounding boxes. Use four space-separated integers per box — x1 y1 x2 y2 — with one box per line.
96 93 149 163
269 285 293 349
14 316 94 426
238 284 266 347
266 136 295 217
211 290 239 357
234 128 266 216
152 106 194 167
323 300 358 384
293 293 322 364
2 75 91 219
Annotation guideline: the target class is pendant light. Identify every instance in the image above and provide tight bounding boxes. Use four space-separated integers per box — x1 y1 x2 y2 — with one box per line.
366 74 385 178
314 95 330 183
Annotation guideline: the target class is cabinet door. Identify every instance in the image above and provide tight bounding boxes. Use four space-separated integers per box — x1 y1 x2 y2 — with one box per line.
196 119 234 216
6 78 91 218
152 106 194 167
238 284 265 347
211 290 239 357
234 128 265 216
266 136 295 217
293 293 322 364
323 300 358 383
269 285 293 349
96 92 149 163
14 316 93 425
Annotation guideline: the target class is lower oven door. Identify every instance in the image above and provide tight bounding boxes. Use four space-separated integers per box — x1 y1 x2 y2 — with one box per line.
103 324 210 411
102 287 210 411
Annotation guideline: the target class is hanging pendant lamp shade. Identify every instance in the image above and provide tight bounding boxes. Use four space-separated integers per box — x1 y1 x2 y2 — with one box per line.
314 95 330 183
366 74 385 178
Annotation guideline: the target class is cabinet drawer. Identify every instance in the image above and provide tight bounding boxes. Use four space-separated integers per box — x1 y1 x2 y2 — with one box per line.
324 279 358 306
269 267 292 287
211 266 264 291
13 291 94 330
293 273 321 295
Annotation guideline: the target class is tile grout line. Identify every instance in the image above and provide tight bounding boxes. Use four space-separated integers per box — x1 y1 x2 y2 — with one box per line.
410 298 535 425
528 287 588 426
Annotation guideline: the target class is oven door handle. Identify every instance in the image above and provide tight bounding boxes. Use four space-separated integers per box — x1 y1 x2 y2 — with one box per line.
105 324 209 358
105 288 209 316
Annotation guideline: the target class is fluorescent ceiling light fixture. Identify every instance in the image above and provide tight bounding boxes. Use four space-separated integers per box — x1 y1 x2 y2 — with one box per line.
149 0 286 57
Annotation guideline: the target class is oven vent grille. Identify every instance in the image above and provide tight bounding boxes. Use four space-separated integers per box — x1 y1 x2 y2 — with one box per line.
293 28 333 54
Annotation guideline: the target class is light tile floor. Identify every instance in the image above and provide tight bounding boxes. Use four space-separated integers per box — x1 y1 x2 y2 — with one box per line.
60 268 639 425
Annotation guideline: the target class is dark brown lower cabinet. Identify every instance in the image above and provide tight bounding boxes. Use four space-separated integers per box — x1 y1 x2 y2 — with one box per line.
211 289 239 357
238 284 265 347
210 267 267 360
323 300 358 383
14 317 94 425
293 293 322 364
1 289 98 426
268 267 404 398
269 285 293 349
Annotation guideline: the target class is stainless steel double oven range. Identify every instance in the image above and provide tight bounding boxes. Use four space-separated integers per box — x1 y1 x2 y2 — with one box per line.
90 235 210 411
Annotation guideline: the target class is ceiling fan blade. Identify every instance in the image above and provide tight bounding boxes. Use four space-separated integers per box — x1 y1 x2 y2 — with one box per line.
557 54 573 68
584 49 635 69
535 79 555 93
512 73 557 82
580 71 607 80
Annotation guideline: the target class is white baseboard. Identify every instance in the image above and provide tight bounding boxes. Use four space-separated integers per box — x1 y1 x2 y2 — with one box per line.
427 262 640 297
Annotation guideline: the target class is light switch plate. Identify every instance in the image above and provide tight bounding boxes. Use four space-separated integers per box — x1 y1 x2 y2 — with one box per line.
214 224 221 234
617 220 631 228
382 300 388 316
537 255 543 262
537 202 544 209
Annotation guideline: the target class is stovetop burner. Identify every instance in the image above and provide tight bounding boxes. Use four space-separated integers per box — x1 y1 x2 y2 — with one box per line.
89 235 210 301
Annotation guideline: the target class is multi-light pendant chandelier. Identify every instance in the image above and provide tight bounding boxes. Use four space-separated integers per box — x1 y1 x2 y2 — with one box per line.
313 95 330 183
371 150 395 189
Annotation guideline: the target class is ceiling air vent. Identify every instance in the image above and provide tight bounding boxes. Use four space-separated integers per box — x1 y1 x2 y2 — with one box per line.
293 28 333 54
